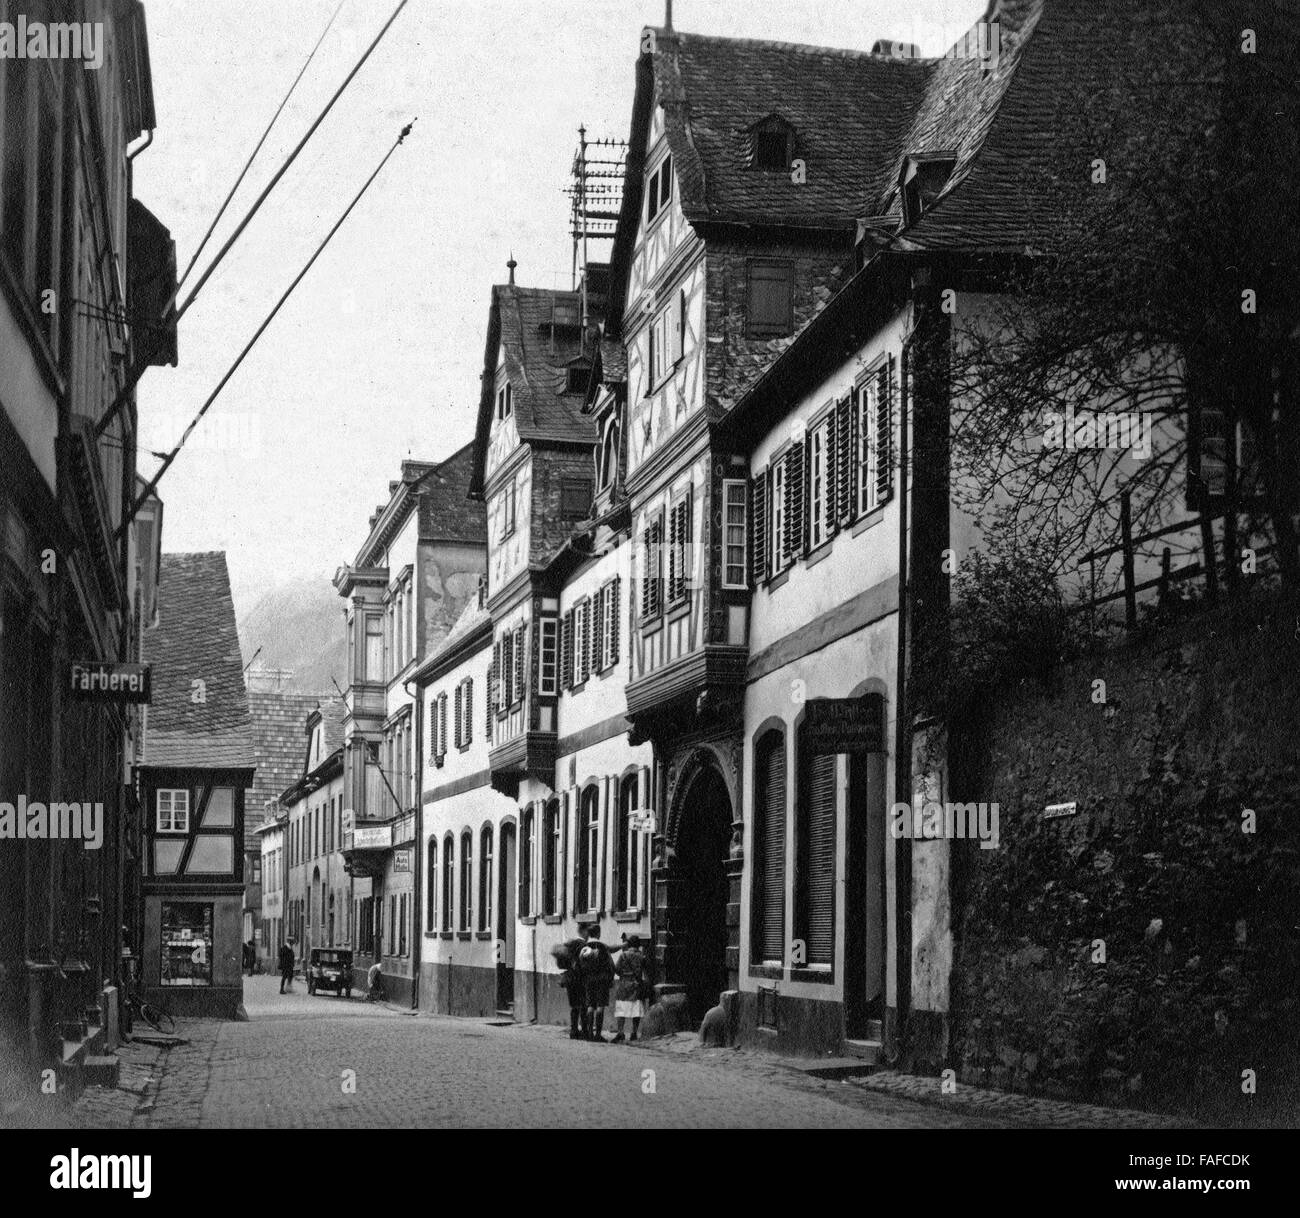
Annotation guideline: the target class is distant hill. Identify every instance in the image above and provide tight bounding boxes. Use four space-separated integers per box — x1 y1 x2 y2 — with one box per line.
238 575 348 696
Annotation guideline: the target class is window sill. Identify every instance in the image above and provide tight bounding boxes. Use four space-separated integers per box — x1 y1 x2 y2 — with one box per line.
805 538 833 569
439 931 454 940
765 568 791 593
667 599 690 624
424 931 439 939
638 618 663 637
475 931 493 941
456 931 473 941
543 915 564 926
613 910 642 923
519 916 537 926
748 963 783 981
851 507 886 537
789 966 835 985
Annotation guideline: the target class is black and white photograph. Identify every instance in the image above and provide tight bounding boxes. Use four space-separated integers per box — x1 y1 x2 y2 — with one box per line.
0 0 1295 1194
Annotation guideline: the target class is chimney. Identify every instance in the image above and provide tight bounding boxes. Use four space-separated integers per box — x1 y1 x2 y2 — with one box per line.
665 1 673 31
507 254 517 286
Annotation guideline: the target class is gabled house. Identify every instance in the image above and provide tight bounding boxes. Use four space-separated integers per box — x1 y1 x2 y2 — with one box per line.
139 553 254 1018
335 445 486 1006
602 24 934 1022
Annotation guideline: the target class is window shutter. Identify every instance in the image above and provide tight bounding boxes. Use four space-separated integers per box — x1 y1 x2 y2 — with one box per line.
824 410 838 538
513 629 525 706
499 637 511 714
876 360 894 507
836 394 856 525
751 471 768 584
672 289 685 363
592 586 605 672
682 493 693 593
487 649 498 741
783 443 805 560
438 694 448 758
639 529 652 620
760 740 786 962
560 612 573 690
453 683 463 749
607 578 621 666
805 753 836 966
463 678 472 745
580 599 593 682
667 503 680 602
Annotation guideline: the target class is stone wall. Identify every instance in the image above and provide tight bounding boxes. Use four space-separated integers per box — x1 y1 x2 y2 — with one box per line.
947 586 1300 1125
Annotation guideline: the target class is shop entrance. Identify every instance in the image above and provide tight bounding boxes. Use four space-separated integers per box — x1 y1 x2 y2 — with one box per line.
496 823 516 1011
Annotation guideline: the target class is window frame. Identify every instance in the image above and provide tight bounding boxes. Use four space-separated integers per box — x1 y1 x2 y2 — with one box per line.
539 618 558 696
500 481 517 541
644 151 673 228
808 405 836 551
156 789 190 834
721 479 749 589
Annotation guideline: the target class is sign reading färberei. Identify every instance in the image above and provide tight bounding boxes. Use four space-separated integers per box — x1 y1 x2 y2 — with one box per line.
68 662 151 704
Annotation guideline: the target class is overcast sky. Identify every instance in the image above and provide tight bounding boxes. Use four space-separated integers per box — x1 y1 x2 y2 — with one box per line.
135 0 987 619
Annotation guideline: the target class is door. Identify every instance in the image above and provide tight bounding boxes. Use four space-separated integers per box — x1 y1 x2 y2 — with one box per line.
844 739 886 1038
676 765 732 1021
496 823 517 1010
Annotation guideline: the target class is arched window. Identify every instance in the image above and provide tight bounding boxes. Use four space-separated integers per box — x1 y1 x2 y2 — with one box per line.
599 419 619 490
576 786 600 914
442 834 454 930
796 744 836 968
479 825 494 932
519 806 534 917
615 773 640 912
542 800 560 916
753 728 786 965
426 838 438 931
460 830 473 931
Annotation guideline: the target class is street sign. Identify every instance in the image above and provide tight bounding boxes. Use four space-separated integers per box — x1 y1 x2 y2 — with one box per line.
393 848 412 873
1044 801 1077 819
802 696 882 754
351 824 391 850
629 811 656 833
68 661 151 704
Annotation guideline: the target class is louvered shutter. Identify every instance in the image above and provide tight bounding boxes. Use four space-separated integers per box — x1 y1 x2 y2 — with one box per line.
805 753 836 966
560 612 573 690
784 442 804 560
751 471 768 584
463 678 472 745
876 360 894 507
513 629 525 706
667 502 680 603
592 587 605 672
639 528 651 620
760 739 786 962
607 577 621 666
500 637 512 712
580 599 593 682
438 694 448 758
681 493 693 593
487 648 498 740
836 393 857 525
824 410 838 539
454 683 463 749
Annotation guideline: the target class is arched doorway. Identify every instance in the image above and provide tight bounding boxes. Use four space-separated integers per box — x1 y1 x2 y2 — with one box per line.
672 761 733 1021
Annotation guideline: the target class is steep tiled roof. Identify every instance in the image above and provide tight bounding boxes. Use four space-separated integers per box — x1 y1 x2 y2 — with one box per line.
649 28 933 230
471 284 600 496
899 0 1198 253
416 441 487 545
142 553 254 770
246 691 327 812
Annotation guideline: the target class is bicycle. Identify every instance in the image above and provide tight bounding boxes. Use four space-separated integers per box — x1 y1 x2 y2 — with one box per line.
123 985 176 1035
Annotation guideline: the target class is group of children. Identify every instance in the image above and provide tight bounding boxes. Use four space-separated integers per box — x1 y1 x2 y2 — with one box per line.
554 926 650 1043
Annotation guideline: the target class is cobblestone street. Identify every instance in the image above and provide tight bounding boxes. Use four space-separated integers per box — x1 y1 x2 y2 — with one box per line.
74 976 1010 1129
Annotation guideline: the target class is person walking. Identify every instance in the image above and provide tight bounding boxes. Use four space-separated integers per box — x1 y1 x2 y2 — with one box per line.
575 924 615 1042
611 934 648 1043
244 939 257 975
278 937 296 994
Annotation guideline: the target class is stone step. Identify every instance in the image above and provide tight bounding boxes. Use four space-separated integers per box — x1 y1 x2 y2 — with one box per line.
83 1055 120 1088
780 1052 880 1080
842 1037 884 1065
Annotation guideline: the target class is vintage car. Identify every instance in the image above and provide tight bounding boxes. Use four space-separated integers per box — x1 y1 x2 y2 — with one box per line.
307 948 353 997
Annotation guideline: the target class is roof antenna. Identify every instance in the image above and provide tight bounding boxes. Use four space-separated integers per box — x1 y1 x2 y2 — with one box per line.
665 0 673 30
507 254 517 286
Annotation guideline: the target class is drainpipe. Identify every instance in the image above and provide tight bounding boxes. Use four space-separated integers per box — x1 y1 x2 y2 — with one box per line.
404 674 423 1011
893 309 919 1062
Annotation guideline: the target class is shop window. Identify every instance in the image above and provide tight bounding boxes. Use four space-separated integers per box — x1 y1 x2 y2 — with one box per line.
160 902 213 987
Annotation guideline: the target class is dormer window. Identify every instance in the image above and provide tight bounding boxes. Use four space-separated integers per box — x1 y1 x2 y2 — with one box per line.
496 381 513 421
900 154 956 226
565 362 590 395
749 116 796 172
646 153 673 225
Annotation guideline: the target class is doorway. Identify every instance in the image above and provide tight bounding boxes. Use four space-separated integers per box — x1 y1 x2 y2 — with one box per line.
675 763 732 1022
843 699 887 1039
496 823 517 1011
